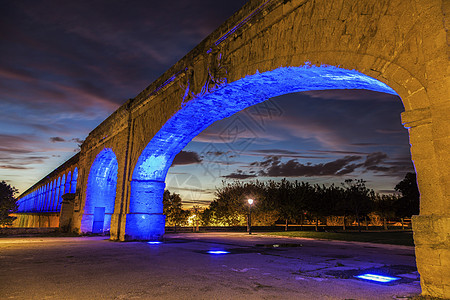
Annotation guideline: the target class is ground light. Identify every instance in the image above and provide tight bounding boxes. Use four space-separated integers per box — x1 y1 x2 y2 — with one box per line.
355 274 400 283
147 241 163 245
207 250 230 255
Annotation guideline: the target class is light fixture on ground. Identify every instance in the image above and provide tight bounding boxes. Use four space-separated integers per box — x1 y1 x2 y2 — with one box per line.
247 198 254 235
354 274 400 283
207 250 230 255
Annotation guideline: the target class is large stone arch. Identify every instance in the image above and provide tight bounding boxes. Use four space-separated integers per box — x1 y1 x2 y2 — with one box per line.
127 65 400 240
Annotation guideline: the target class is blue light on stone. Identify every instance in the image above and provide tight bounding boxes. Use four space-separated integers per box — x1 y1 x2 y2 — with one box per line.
207 250 230 255
81 148 118 234
128 65 399 240
355 274 400 283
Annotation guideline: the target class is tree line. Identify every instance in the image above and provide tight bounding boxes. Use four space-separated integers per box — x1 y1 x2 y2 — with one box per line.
1 173 420 231
164 173 419 231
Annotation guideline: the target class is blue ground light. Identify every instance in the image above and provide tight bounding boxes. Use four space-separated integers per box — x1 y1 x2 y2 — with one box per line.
126 65 399 240
207 250 230 255
355 274 401 283
147 241 163 245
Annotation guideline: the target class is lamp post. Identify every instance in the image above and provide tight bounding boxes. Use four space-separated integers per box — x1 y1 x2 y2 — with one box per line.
247 198 253 234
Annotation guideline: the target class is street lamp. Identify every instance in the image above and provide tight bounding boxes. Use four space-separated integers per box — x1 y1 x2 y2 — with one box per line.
247 198 254 234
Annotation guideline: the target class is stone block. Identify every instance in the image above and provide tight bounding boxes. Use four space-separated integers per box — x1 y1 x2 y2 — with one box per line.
124 213 165 241
404 88 430 111
415 246 442 266
419 264 443 286
421 281 445 298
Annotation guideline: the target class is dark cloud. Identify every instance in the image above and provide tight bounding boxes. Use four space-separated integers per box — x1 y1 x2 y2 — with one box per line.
253 149 299 155
50 137 65 142
363 152 388 167
256 155 362 177
0 165 32 170
0 147 33 154
205 151 229 157
171 151 202 166
311 150 368 156
248 149 326 159
71 138 84 144
351 143 379 147
0 156 48 166
301 89 399 102
222 171 257 179
243 152 412 179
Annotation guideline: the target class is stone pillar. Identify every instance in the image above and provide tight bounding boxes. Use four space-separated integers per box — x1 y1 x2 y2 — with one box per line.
403 107 450 298
124 180 166 241
59 193 75 232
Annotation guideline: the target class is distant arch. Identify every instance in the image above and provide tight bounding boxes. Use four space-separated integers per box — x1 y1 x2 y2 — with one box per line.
81 149 118 234
70 168 78 193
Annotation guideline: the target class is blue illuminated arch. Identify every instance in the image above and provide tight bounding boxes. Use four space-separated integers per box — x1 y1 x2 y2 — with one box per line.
57 174 66 211
81 148 118 234
128 65 398 240
70 168 78 193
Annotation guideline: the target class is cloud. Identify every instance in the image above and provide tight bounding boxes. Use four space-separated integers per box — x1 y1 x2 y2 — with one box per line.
241 151 413 179
363 152 388 167
300 89 399 102
71 138 84 144
0 165 32 170
222 170 257 179
171 151 202 166
50 137 65 142
257 155 362 177
246 149 327 159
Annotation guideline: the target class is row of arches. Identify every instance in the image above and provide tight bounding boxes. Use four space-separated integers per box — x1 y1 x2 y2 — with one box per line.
17 168 78 213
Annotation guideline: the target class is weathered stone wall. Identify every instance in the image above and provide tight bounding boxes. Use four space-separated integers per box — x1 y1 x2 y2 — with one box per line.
73 104 131 239
52 0 449 297
11 213 60 228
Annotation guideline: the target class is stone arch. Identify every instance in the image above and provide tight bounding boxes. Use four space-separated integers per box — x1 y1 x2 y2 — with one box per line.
50 179 57 211
57 174 66 211
54 177 61 211
65 171 71 194
71 168 78 193
81 149 118 234
127 65 400 240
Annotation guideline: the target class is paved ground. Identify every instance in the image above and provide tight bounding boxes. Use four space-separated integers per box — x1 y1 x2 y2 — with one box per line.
0 232 421 299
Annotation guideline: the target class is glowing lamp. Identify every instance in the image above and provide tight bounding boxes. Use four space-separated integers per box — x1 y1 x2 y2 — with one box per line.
248 199 254 205
207 250 230 255
147 241 162 245
354 274 400 283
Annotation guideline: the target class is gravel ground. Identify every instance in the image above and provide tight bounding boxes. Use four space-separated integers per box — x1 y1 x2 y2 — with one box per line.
0 232 421 299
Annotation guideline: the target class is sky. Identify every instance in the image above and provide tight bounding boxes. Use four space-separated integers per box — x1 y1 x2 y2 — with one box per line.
0 0 414 206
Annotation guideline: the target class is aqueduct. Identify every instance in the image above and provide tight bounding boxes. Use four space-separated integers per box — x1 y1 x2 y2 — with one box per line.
15 0 449 297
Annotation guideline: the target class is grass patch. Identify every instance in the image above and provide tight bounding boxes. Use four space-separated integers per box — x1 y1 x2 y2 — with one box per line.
259 231 414 246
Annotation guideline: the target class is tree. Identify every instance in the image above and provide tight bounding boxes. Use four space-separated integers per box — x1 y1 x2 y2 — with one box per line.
306 184 336 231
340 179 374 232
274 179 300 231
210 181 266 226
163 190 190 231
373 194 397 230
0 181 18 227
394 172 420 219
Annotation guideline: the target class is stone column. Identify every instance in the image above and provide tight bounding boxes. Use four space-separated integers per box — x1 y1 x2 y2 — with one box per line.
403 107 450 298
59 193 75 232
124 180 166 241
